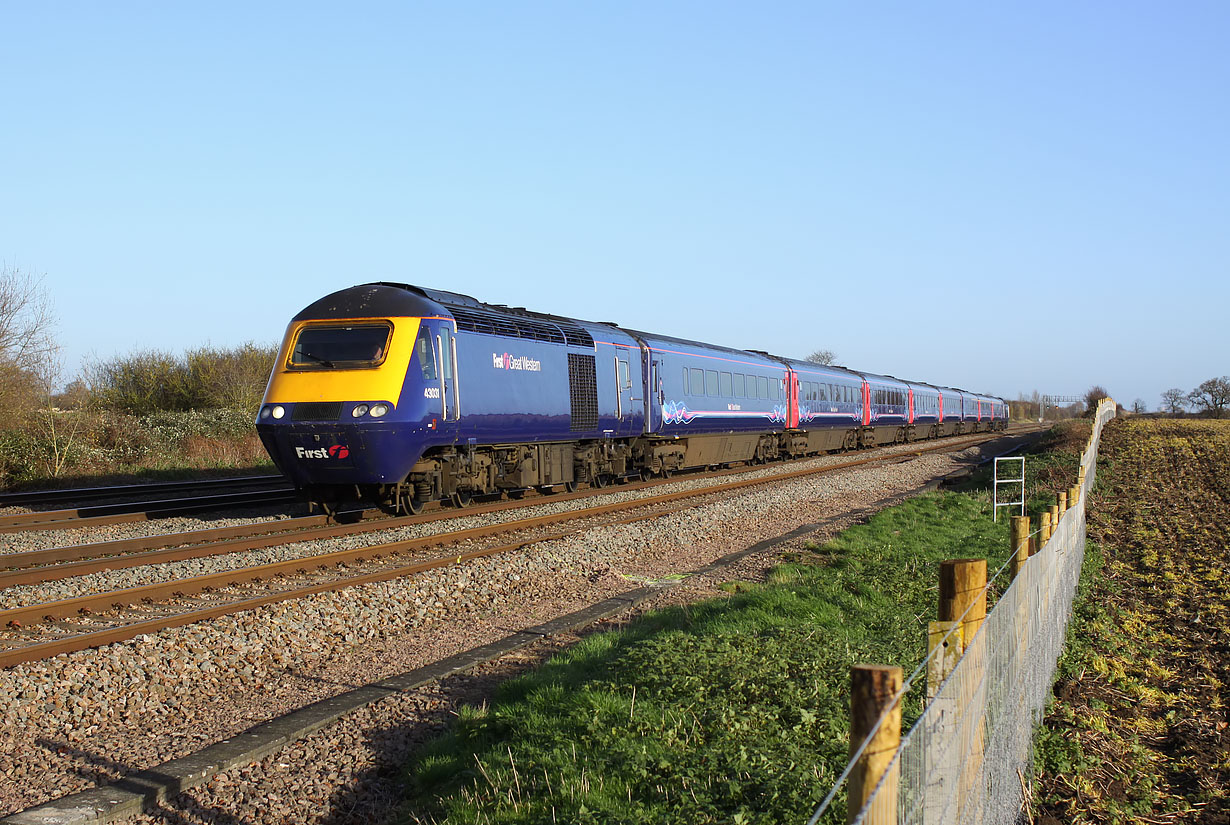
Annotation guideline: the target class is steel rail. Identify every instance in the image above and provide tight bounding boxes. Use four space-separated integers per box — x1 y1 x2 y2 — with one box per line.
0 428 1030 668
0 474 287 508
0 489 298 533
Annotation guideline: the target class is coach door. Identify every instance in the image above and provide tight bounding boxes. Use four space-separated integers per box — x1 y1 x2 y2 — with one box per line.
614 354 639 436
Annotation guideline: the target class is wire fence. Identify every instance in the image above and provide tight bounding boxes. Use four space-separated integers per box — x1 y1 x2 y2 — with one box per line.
812 399 1117 825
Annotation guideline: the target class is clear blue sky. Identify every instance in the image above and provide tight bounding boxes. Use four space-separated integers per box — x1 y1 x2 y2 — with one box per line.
3 2 1227 410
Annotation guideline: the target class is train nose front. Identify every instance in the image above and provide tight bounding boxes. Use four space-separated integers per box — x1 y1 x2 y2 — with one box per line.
256 312 432 488
256 407 408 487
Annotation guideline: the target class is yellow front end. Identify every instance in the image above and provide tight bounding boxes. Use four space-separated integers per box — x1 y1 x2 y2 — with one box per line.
262 317 421 405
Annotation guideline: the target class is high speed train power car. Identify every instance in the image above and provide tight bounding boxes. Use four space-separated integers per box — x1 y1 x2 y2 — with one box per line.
256 283 1008 513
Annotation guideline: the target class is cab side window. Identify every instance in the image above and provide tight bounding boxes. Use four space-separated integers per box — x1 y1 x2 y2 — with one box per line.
416 327 438 381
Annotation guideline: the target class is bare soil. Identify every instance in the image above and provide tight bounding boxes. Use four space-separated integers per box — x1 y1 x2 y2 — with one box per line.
1035 419 1230 823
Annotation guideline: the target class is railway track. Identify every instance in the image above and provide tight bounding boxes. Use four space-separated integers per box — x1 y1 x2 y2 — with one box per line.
0 427 1038 669
0 482 296 533
0 473 288 509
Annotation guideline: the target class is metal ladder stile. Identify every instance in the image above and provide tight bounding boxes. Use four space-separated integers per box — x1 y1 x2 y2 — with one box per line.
993 456 1025 522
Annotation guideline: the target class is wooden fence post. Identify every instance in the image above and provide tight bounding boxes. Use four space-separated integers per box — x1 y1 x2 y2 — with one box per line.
939 559 987 636
1010 516 1030 580
849 664 903 825
1057 491 1067 517
939 559 988 823
1069 484 1080 509
923 621 963 825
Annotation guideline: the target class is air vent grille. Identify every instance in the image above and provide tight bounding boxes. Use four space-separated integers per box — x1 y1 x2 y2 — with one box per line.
449 307 593 348
291 402 343 421
567 354 598 431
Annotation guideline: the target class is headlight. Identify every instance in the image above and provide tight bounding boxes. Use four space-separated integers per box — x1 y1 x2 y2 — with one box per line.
259 407 271 420
370 403 389 418
352 404 370 418
271 405 285 420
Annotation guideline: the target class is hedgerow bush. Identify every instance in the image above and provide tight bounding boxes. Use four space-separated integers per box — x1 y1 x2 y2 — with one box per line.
0 427 43 485
0 337 278 488
87 342 277 416
0 407 272 488
139 408 256 446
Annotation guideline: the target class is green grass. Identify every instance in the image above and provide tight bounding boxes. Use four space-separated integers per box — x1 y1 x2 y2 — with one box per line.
400 490 1019 825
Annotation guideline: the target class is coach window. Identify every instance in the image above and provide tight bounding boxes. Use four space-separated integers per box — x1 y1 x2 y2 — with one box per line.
720 372 732 397
682 368 689 395
704 370 717 396
734 373 745 397
756 376 767 399
691 368 704 396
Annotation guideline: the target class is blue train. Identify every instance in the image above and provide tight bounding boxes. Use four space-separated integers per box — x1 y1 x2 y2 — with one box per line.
256 283 1008 513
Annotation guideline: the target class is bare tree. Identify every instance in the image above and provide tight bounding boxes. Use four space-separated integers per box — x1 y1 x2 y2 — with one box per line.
1160 388 1187 415
804 349 836 366
1084 385 1110 415
1131 399 1147 414
0 265 58 422
31 354 88 477
1188 376 1230 418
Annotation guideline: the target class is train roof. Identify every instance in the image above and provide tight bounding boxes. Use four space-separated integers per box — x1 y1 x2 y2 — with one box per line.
304 284 1008 403
778 358 867 382
622 330 786 366
368 282 603 349
293 283 444 321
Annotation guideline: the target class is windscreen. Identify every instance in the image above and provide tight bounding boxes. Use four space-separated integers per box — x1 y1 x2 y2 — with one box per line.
289 323 392 369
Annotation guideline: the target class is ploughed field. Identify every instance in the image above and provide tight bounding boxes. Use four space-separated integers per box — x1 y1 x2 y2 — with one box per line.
1035 419 1230 823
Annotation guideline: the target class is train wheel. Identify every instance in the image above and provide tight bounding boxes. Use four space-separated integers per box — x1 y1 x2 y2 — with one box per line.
593 474 610 488
563 481 578 493
400 495 424 515
450 491 473 509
